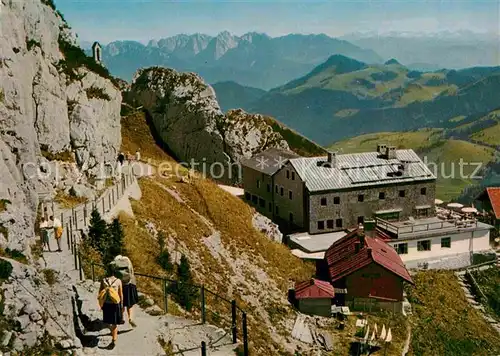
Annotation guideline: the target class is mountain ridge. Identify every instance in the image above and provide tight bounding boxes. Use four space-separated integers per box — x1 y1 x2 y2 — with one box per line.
94 31 384 89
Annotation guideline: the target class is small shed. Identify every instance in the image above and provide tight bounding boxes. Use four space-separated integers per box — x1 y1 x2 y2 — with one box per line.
294 278 335 317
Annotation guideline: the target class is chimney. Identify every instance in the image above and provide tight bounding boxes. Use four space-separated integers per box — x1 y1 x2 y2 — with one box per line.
359 234 365 248
364 219 376 237
327 151 337 167
354 241 361 253
377 143 387 154
387 146 397 159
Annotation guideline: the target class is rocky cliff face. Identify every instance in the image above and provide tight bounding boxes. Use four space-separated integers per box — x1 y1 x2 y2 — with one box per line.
129 66 288 183
0 0 121 253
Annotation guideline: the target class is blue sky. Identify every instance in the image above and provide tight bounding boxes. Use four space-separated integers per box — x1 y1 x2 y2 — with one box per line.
54 0 500 44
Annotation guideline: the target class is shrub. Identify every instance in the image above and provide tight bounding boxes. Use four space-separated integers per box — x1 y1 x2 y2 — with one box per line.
170 255 198 311
0 259 13 280
157 250 173 272
104 218 125 264
41 0 56 10
42 269 58 286
26 38 41 51
0 89 4 103
0 199 10 213
88 209 108 253
0 248 27 264
58 36 119 87
85 86 111 101
40 144 74 162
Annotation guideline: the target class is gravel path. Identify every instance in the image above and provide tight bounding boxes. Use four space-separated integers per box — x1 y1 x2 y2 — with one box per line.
42 166 238 355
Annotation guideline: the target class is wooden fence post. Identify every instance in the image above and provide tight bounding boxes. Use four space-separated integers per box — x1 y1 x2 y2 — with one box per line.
243 312 249 356
69 220 73 252
91 263 95 282
78 249 83 280
112 188 115 206
231 300 237 344
108 194 111 212
84 204 87 226
74 240 78 270
163 279 168 313
102 197 105 214
66 222 70 250
201 285 206 324
201 341 207 356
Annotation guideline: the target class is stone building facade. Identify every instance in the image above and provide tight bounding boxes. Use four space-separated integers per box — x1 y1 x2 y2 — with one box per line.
242 145 437 234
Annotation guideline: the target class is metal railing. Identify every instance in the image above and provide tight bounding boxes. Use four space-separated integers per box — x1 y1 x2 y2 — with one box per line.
80 260 249 355
376 217 478 236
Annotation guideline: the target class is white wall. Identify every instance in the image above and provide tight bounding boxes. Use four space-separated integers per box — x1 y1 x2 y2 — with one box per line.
389 229 491 264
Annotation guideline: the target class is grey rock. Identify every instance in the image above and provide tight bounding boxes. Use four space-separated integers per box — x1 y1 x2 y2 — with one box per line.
58 339 72 349
252 212 283 242
15 315 31 330
130 67 289 184
144 297 155 307
145 305 163 316
19 330 38 349
29 312 43 322
1 331 13 347
69 184 96 200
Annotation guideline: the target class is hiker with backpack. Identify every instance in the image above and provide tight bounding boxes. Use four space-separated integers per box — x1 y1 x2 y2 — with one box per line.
98 264 123 350
111 255 138 327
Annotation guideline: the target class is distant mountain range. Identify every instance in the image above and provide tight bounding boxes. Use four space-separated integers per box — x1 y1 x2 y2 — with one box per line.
341 31 500 71
88 32 383 89
212 54 500 145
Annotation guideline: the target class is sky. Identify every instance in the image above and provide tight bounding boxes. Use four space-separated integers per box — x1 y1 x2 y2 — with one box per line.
54 0 500 44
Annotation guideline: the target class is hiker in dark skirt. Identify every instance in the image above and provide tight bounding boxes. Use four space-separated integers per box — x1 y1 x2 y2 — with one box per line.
112 255 138 327
99 265 123 349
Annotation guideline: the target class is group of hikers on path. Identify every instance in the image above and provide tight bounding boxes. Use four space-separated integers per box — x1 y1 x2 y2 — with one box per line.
40 214 63 252
98 255 139 350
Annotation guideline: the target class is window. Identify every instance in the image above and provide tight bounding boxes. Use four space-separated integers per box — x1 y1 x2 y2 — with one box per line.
289 213 294 222
280 187 284 196
268 202 272 212
395 243 408 255
417 240 431 251
327 220 334 229
259 198 265 208
275 185 279 193
289 191 293 200
292 172 295 180
257 180 261 188
286 170 290 179
334 196 340 204
358 194 364 202
336 219 343 228
252 195 258 204
275 205 279 215
379 192 385 200
245 192 251 201
441 237 451 248
318 221 325 230
399 190 405 197
266 184 271 193
421 187 427 195
321 197 327 206
357 216 364 224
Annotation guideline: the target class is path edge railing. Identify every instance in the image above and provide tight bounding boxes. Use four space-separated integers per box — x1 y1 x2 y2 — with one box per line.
83 260 249 355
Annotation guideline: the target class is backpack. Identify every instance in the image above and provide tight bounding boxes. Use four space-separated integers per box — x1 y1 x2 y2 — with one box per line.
112 256 131 284
98 278 120 307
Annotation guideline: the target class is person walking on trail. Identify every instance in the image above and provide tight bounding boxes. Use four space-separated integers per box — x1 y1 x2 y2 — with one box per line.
39 217 51 252
117 152 125 166
52 216 63 252
98 264 123 350
111 255 138 327
135 149 141 162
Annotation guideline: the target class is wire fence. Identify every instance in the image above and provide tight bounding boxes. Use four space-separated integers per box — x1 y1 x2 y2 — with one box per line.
83 260 249 355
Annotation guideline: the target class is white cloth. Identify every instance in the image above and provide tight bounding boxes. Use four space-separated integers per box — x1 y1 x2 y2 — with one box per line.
39 221 48 229
53 218 62 228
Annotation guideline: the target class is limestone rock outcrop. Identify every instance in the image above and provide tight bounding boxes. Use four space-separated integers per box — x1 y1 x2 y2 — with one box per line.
130 67 288 183
0 0 121 253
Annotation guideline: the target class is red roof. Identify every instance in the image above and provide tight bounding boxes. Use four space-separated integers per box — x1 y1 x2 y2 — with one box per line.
486 188 500 219
325 229 413 284
295 279 335 299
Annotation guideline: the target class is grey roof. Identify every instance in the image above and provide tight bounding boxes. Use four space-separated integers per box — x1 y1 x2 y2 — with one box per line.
240 148 300 176
289 149 436 192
